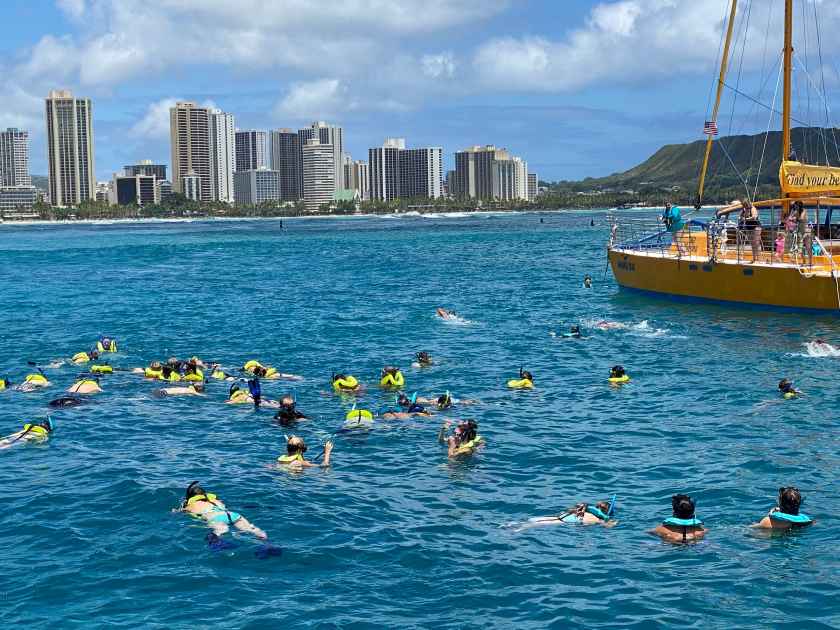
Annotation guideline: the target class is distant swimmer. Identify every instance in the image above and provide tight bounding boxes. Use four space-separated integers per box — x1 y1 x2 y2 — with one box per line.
0 377 11 390
48 395 87 408
243 360 302 381
413 391 477 410
226 381 254 405
16 372 51 392
778 378 801 399
436 308 457 321
96 336 118 353
381 392 432 420
594 320 624 330
525 496 618 528
507 368 534 389
274 395 307 426
412 351 433 368
379 366 405 389
560 325 583 339
752 487 813 530
67 377 102 394
180 481 268 542
608 365 630 384
438 420 484 458
275 435 333 469
0 418 54 449
331 373 362 394
209 363 235 380
584 275 592 288
153 383 205 397
649 494 707 543
590 218 595 227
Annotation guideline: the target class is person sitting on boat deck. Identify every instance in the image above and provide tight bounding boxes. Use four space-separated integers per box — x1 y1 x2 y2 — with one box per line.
778 378 801 399
275 435 333 469
274 395 307 426
438 420 484 458
153 382 205 397
608 365 630 383
67 376 102 394
584 275 592 288
71 349 99 365
412 351 433 368
752 487 814 530
737 199 762 263
527 497 618 527
649 494 707 543
180 481 267 540
0 418 54 449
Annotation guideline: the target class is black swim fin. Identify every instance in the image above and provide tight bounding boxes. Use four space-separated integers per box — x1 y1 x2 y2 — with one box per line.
206 532 238 552
254 543 282 559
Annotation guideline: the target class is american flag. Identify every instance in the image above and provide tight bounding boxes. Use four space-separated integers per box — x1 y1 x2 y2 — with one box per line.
704 120 718 136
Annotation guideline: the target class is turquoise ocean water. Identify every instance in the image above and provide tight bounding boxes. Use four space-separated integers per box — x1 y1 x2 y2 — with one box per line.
0 211 838 628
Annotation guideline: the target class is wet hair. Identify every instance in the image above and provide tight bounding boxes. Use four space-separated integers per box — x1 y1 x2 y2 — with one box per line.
455 420 478 445
150 361 162 369
610 365 625 377
778 487 802 515
437 392 453 409
671 494 695 519
417 351 431 364
595 500 611 514
382 366 399 376
397 392 410 408
185 481 205 500
521 370 533 381
253 366 267 377
167 357 179 366
280 395 295 407
778 378 793 392
287 437 307 455
192 383 205 393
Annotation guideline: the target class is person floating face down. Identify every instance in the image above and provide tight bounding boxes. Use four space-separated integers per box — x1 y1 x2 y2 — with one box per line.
180 481 267 542
649 494 708 543
527 496 618 528
274 395 307 426
276 435 333 469
778 378 801 399
0 418 54 450
753 487 814 531
438 419 484 458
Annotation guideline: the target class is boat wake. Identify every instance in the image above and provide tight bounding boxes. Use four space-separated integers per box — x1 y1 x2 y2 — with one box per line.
581 318 679 338
800 340 840 357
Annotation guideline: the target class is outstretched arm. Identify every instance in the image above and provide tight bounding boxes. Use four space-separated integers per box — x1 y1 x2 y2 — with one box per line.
437 422 450 444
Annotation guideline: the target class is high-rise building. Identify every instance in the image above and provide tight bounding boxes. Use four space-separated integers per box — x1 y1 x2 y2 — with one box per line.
95 181 110 203
45 90 95 207
0 128 31 186
124 160 166 181
369 139 442 201
369 138 404 202
182 171 200 201
527 173 538 200
170 102 211 201
454 145 528 201
298 121 344 196
210 109 235 203
157 180 173 202
235 130 267 172
234 168 281 206
112 174 157 206
268 129 300 201
302 138 335 211
343 156 369 201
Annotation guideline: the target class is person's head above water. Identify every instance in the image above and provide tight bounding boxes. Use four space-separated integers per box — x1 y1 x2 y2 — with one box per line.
520 368 533 381
416 351 432 365
610 365 625 378
778 486 802 515
778 378 794 392
286 435 307 455
437 391 453 409
192 382 205 393
671 494 696 519
184 480 206 502
453 419 478 444
571 325 581 334
280 395 295 407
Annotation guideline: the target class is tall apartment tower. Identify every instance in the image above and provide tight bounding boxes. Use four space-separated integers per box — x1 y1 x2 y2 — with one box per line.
369 138 404 202
170 102 212 201
400 147 442 199
298 121 344 195
45 90 95 207
210 109 235 203
343 156 370 201
527 173 538 200
453 145 506 200
269 129 301 201
302 138 335 211
235 130 267 172
0 128 31 186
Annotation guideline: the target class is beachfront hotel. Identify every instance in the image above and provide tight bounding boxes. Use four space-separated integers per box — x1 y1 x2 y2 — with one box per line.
45 90 95 208
268 129 301 202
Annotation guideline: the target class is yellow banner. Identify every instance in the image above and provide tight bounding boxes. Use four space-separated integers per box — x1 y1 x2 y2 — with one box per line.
780 160 840 194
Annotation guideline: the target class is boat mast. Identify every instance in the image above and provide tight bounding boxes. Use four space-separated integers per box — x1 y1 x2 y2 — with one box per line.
782 0 793 171
697 0 739 206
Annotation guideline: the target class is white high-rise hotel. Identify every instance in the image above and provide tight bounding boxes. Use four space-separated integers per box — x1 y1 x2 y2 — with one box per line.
45 90 95 207
0 128 31 187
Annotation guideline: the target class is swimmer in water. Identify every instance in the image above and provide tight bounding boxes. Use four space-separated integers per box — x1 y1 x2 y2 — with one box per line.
778 378 801 399
526 497 618 528
438 419 484 458
48 395 87 408
16 372 52 392
584 275 592 288
0 418 54 449
179 481 267 540
752 487 814 530
413 391 478 410
153 383 206 397
412 351 433 368
67 376 103 394
274 395 307 426
436 308 458 321
381 392 433 420
275 435 333 469
0 377 12 390
649 494 707 543
594 320 623 330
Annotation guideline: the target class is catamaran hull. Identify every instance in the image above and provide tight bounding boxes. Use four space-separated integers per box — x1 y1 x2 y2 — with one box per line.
608 249 840 312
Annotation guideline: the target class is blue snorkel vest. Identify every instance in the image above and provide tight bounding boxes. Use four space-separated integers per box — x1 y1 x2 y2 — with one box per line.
663 516 703 527
769 511 812 525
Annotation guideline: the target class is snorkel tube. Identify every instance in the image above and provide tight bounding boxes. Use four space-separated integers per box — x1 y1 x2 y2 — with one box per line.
607 494 617 518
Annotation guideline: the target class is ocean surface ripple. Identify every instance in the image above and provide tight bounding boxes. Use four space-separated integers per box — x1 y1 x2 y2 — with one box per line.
0 211 838 628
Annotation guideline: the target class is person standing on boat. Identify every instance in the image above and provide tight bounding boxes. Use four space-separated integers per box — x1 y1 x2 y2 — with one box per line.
738 200 762 263
662 203 684 232
795 201 813 265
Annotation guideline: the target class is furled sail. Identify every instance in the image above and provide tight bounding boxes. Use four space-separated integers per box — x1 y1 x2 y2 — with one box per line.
779 161 840 196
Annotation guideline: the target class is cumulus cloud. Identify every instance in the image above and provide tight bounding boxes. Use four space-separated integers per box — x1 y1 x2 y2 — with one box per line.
422 52 456 79
275 79 352 120
130 98 181 139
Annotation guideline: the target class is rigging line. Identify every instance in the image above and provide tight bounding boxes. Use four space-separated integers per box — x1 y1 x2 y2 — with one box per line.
716 139 753 202
753 58 783 201
722 81 810 128
727 0 753 137
705 0 735 120
813 0 837 165
801 0 812 163
751 0 775 177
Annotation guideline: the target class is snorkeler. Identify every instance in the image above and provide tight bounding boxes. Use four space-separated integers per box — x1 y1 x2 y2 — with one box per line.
0 418 54 449
649 494 707 543
0 377 11 390
436 308 457 321
778 378 801 399
608 365 630 384
412 391 477 410
67 376 102 394
16 372 52 392
379 366 405 389
179 481 267 540
226 381 254 405
381 392 433 420
752 487 814 530
584 275 592 288
331 373 362 394
153 383 205 397
48 395 87 408
438 420 484 457
412 351 433 368
274 395 307 426
243 360 302 381
507 368 534 389
275 435 333 469
561 325 583 339
71 349 99 365
96 336 118 353
527 496 618 528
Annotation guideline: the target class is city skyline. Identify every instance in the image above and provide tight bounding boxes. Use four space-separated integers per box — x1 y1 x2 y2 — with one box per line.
8 1 838 184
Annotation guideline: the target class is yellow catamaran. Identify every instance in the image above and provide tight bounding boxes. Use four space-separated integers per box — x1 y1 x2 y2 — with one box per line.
608 0 840 312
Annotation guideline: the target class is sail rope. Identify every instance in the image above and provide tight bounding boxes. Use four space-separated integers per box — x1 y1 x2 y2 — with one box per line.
812 0 839 164
792 56 840 165
752 58 783 202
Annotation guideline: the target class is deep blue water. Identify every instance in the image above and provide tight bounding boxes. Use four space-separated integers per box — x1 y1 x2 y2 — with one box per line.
0 212 838 629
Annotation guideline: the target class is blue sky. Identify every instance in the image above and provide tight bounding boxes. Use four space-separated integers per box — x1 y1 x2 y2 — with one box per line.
4 0 840 182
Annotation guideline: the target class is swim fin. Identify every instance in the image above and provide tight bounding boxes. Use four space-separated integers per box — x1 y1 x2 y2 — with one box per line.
206 532 238 552
254 544 283 559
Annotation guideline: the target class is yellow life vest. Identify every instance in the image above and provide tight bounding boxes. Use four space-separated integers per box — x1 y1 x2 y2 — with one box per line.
72 352 91 364
167 372 182 382
22 423 50 438
0 378 6 390
507 378 533 389
186 493 218 507
608 375 630 384
71 379 99 390
333 375 359 391
277 453 304 464
90 365 113 374
183 370 204 382
228 390 251 404
783 391 797 400
243 360 262 373
25 373 49 385
456 435 484 454
264 367 278 378
345 408 373 422
210 370 227 380
97 340 117 353
144 367 163 379
379 371 405 389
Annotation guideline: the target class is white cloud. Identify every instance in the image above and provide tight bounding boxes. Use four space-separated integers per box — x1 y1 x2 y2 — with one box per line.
275 79 352 120
422 52 456 79
130 98 181 139
56 0 86 19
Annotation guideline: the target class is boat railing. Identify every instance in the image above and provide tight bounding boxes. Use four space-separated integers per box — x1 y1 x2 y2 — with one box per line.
607 214 708 258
